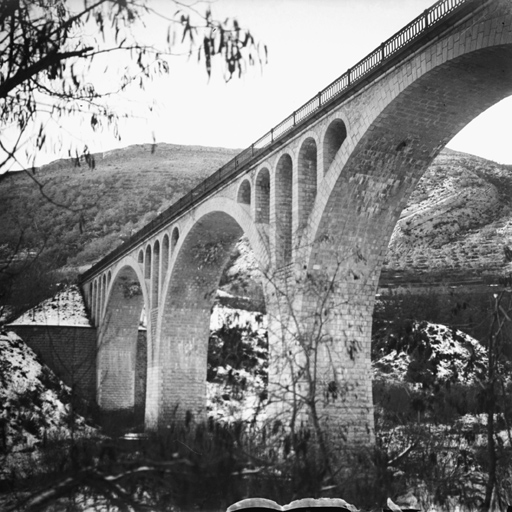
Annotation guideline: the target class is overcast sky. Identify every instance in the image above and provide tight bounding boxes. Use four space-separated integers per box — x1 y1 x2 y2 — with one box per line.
25 0 512 166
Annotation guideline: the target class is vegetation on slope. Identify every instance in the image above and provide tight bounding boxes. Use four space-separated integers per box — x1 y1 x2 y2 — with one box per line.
384 149 512 280
0 143 238 318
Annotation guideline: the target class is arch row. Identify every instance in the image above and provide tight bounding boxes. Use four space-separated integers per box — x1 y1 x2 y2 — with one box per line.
234 116 349 267
88 270 112 326
129 223 182 314
88 197 271 426
85 113 350 322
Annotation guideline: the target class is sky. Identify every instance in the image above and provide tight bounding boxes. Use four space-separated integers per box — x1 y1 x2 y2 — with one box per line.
14 0 512 167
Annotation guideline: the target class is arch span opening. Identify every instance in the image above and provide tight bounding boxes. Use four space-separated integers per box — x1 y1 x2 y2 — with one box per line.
237 179 251 205
275 154 293 266
323 119 347 175
303 43 512 440
158 211 267 425
97 265 147 431
255 168 270 223
298 137 318 229
171 226 180 254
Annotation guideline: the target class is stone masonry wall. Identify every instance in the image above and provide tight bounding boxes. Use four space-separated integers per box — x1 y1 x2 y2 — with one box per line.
8 325 147 410
8 325 97 401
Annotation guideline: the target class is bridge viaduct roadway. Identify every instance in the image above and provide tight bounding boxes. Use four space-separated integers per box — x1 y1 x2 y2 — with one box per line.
80 0 512 442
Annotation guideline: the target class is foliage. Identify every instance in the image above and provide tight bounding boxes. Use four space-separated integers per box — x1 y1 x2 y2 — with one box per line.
6 288 512 510
0 0 265 318
373 286 498 348
3 416 402 512
207 310 268 424
372 286 512 511
0 0 266 174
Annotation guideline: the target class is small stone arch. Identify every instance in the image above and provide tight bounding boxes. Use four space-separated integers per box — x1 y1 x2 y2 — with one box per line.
237 179 251 205
152 240 160 308
298 137 318 229
162 233 170 279
101 273 107 321
171 227 180 254
275 154 293 266
323 118 347 175
98 261 148 418
145 245 152 280
138 250 144 265
255 168 270 224
92 279 98 325
96 278 102 324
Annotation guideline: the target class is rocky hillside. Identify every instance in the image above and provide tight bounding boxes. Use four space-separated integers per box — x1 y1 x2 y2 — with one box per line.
384 149 512 282
0 330 95 468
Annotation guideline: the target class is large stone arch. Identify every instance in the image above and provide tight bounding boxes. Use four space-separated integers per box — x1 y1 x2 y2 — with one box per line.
300 16 512 440
311 32 512 285
97 258 149 416
149 198 269 427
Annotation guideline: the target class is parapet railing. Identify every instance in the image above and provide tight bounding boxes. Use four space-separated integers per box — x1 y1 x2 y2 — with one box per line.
81 0 474 282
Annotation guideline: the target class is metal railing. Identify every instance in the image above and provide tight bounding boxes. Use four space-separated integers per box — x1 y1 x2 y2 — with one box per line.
81 0 474 282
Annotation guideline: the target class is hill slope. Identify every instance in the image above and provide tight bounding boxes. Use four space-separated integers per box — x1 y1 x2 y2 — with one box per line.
0 143 239 271
0 143 239 316
2 144 512 317
383 148 512 281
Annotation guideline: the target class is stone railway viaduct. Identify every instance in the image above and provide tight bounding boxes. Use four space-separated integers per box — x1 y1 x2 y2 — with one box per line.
80 0 512 442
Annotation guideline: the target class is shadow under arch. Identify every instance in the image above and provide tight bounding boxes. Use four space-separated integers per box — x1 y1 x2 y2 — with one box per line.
97 258 149 430
154 203 269 426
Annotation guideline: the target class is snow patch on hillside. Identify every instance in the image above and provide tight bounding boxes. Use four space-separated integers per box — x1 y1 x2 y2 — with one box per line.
208 305 268 424
0 330 95 460
373 321 487 387
8 285 91 326
210 301 266 331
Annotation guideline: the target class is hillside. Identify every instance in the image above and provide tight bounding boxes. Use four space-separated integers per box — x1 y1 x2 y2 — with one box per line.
383 148 512 283
2 144 512 317
0 143 239 270
0 143 239 317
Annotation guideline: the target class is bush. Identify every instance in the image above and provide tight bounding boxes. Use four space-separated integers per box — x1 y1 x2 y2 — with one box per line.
374 380 484 428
